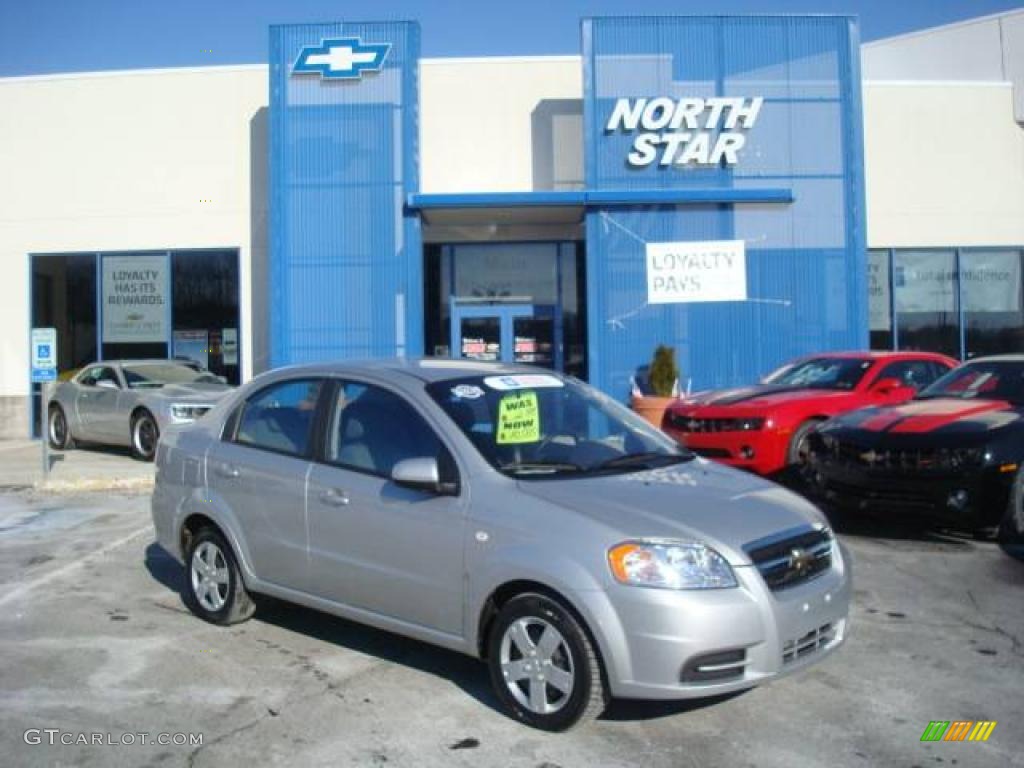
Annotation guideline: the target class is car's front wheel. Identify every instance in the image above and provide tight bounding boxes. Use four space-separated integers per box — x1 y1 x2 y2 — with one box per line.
487 592 607 731
130 409 159 461
184 527 255 625
48 404 75 450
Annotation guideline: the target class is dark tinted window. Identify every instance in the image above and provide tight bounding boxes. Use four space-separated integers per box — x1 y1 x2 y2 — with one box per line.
236 379 323 457
327 382 449 479
875 360 946 391
917 361 1024 404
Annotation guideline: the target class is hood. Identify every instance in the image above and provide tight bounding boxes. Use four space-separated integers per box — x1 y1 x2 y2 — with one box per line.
828 397 1021 437
517 461 828 566
140 382 233 404
675 385 852 412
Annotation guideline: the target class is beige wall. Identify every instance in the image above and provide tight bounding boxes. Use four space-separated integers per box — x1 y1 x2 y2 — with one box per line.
420 56 582 193
863 81 1024 248
0 65 267 426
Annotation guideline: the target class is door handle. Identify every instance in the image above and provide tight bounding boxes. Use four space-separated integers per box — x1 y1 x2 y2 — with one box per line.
215 463 241 479
319 488 350 506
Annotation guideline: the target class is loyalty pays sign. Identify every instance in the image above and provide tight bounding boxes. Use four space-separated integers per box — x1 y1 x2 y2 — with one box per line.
645 240 747 304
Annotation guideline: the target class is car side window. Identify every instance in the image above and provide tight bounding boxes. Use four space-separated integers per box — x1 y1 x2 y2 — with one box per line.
78 367 101 386
876 361 941 391
95 367 120 388
327 381 454 481
235 379 324 458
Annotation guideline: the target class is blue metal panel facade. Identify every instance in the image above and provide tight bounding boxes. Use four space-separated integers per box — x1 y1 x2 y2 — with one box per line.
582 16 867 397
269 22 421 367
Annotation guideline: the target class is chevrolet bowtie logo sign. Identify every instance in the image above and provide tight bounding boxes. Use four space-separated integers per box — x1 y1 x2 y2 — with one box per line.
292 37 390 80
788 547 816 574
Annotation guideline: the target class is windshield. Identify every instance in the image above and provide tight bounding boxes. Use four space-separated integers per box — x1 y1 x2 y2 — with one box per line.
916 361 1024 404
763 357 873 391
122 363 220 389
426 373 691 477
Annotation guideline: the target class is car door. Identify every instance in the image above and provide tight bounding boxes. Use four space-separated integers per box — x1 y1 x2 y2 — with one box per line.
76 364 124 441
306 379 467 635
207 377 326 592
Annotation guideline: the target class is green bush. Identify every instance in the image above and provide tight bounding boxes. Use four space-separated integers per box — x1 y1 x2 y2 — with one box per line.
649 345 678 397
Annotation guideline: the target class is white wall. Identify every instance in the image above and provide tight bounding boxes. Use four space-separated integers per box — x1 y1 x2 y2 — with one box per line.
0 65 267 429
863 81 1024 248
420 56 582 193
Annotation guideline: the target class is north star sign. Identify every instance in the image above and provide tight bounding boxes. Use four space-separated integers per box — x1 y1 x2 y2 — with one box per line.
292 37 390 80
605 96 764 167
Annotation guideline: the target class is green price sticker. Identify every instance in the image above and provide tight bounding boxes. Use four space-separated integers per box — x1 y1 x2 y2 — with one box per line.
497 391 540 444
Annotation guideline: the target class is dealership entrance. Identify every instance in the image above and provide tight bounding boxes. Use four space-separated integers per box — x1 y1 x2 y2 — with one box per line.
423 241 587 378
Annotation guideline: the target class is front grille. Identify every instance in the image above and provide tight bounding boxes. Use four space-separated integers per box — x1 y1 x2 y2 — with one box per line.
680 649 748 683
691 446 731 459
823 477 935 511
820 439 982 474
666 414 764 433
782 622 837 664
744 526 832 591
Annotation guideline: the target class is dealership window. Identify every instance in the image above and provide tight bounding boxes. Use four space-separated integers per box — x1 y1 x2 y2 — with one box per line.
868 247 1024 360
30 248 240 437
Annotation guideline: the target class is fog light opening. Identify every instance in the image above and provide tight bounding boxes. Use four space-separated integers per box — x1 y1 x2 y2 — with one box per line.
740 446 756 460
947 489 969 511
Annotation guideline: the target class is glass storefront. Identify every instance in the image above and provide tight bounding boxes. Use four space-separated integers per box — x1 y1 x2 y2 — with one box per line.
869 247 1024 359
30 248 240 436
424 242 587 379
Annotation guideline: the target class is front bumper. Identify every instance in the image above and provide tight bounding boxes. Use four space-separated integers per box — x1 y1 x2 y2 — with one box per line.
575 543 851 700
662 426 788 476
812 460 1011 529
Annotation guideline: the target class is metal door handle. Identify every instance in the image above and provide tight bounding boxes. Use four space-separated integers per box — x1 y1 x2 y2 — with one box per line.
319 488 349 506
215 463 241 479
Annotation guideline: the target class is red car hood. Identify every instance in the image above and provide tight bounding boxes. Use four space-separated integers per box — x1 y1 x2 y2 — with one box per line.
672 385 854 414
843 398 1016 434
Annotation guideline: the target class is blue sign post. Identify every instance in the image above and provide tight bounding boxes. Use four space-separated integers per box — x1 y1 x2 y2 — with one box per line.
31 328 58 480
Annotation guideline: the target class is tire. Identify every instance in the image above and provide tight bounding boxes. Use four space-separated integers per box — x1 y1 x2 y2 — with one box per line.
130 409 159 462
486 592 608 731
183 527 256 625
786 419 823 474
47 404 75 450
998 466 1024 550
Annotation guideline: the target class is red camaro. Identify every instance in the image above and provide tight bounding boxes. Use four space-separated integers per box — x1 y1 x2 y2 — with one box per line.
662 351 958 477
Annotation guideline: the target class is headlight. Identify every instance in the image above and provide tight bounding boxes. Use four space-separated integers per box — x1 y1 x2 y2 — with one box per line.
170 404 211 422
608 540 737 590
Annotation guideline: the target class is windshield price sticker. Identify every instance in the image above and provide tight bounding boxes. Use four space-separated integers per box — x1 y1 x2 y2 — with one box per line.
497 392 541 444
484 374 564 391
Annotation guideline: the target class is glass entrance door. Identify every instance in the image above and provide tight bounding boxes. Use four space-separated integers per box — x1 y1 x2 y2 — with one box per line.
450 303 563 369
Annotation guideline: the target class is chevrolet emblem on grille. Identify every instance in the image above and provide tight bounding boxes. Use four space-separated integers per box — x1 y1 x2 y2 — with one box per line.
788 547 816 574
860 449 878 465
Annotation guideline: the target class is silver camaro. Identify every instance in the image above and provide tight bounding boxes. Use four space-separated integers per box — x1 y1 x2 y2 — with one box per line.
48 359 233 461
151 359 851 730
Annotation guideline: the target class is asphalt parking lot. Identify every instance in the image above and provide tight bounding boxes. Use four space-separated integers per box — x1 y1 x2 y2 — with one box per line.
1 486 1022 768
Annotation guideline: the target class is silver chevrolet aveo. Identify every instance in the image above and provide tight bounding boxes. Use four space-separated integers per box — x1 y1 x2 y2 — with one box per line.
152 359 851 730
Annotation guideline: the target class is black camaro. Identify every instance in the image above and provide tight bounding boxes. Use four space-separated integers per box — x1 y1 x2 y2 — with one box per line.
807 356 1024 550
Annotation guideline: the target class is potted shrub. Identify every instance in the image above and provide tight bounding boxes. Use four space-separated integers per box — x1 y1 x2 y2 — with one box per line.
630 345 679 428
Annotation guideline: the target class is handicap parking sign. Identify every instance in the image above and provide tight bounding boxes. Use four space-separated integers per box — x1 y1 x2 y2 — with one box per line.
31 328 57 383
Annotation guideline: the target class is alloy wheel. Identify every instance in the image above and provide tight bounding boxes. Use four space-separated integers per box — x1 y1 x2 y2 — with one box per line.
498 616 575 715
191 541 230 612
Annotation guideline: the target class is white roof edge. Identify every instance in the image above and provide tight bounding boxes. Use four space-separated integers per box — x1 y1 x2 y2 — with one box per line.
863 79 1012 88
863 7 1024 48
0 62 268 84
421 54 581 65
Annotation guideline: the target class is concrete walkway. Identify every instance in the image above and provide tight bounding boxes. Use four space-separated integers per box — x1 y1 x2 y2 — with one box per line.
0 439 154 491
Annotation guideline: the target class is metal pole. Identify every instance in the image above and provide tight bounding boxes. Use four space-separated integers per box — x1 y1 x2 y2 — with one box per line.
40 380 50 482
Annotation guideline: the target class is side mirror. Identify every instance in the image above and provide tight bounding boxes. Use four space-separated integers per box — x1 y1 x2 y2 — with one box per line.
391 457 457 495
870 377 905 396
95 379 119 390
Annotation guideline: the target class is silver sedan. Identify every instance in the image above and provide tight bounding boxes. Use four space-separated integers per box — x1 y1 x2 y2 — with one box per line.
48 359 232 461
151 359 851 730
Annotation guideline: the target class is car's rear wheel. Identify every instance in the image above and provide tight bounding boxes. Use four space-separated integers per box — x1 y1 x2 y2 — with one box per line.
184 527 255 625
487 593 607 731
130 409 159 461
48 404 75 450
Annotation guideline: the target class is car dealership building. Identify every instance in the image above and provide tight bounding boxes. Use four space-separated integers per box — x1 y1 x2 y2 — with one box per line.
1 9 1022 438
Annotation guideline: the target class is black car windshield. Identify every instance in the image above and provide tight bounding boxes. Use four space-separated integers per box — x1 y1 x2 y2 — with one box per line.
916 361 1024 404
122 363 219 389
762 357 873 391
426 373 691 477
